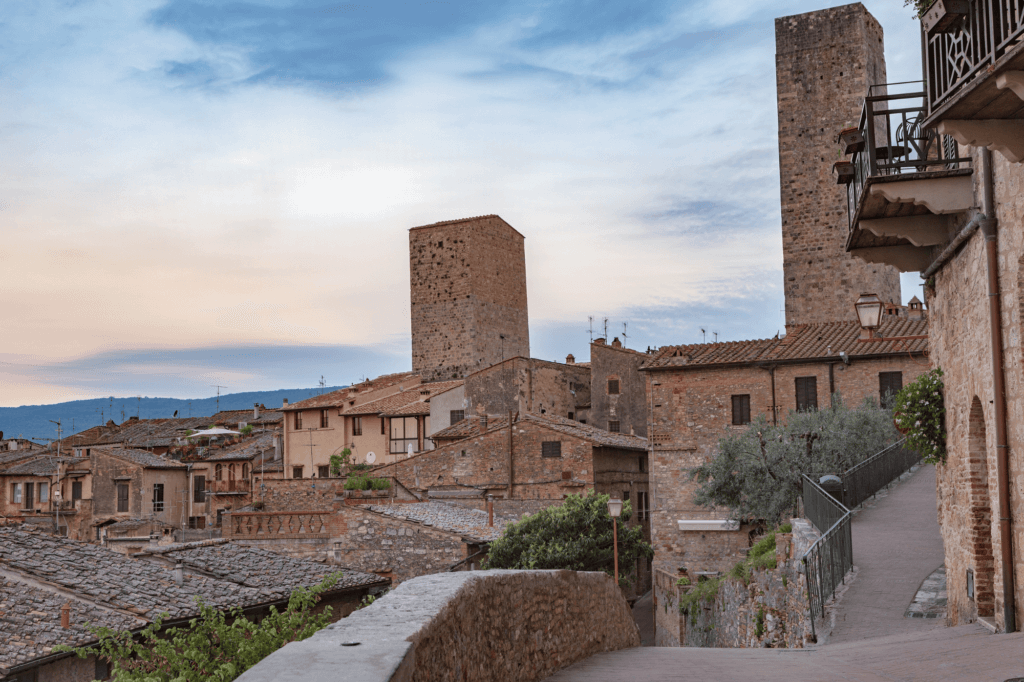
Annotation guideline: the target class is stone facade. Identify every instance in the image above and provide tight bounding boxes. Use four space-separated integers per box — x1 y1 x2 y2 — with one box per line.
236 570 639 682
928 147 1024 632
776 4 900 327
589 339 649 437
260 477 350 512
90 449 188 531
410 215 530 383
462 356 591 421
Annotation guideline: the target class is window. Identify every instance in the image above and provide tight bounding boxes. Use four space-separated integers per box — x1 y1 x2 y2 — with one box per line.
193 475 206 504
95 656 110 680
152 483 164 512
38 482 48 503
294 411 302 429
318 465 330 479
541 441 562 458
242 463 249 479
215 463 224 481
639 456 646 473
879 372 903 407
609 420 620 433
731 394 751 425
450 409 465 424
622 491 630 505
608 379 620 395
293 466 304 479
352 416 363 436
381 417 386 435
11 483 21 505
24 482 34 508
637 491 649 521
320 409 329 428
568 412 574 420
795 376 818 412
188 516 206 529
228 464 236 481
72 481 82 501
390 416 420 455
116 483 129 512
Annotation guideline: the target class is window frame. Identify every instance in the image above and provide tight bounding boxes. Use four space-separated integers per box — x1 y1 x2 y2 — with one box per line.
879 371 903 407
193 475 206 504
71 480 83 502
450 409 465 424
608 420 621 433
352 416 363 436
292 466 303 479
320 409 329 429
795 376 818 412
294 411 302 430
11 482 22 505
116 483 129 513
318 465 330 479
38 482 48 503
152 483 165 513
607 378 620 395
541 441 562 458
731 394 752 425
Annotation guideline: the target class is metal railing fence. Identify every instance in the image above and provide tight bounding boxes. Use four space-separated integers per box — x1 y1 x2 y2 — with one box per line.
803 509 853 637
802 474 850 537
841 439 920 510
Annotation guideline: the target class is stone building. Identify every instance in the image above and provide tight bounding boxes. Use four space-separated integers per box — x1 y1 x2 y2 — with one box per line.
776 3 901 327
410 215 530 383
0 453 93 540
90 448 189 539
827 2 1024 632
642 316 929 643
589 337 649 437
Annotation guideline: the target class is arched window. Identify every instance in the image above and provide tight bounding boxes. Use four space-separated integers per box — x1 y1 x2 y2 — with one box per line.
242 463 249 479
228 464 236 481
967 397 995 619
215 463 223 481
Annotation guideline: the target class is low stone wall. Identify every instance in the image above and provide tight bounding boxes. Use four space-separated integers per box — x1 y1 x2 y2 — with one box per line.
236 570 640 682
261 478 348 511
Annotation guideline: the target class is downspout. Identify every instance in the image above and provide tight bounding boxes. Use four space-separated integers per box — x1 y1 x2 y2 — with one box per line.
506 411 514 500
979 147 1016 633
769 366 778 426
828 362 835 403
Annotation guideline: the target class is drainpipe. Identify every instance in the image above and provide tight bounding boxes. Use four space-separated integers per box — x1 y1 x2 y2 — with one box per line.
506 411 514 500
979 147 1016 634
768 366 778 426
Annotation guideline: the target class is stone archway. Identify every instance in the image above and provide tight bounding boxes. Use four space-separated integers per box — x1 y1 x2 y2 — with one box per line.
967 396 995 619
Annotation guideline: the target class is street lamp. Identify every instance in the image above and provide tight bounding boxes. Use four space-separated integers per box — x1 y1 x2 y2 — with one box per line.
854 293 885 338
608 497 623 585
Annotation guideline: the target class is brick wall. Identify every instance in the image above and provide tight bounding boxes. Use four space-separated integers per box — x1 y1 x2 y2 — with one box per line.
776 4 900 326
464 357 590 420
929 147 1024 631
260 478 349 512
410 216 530 383
590 341 649 437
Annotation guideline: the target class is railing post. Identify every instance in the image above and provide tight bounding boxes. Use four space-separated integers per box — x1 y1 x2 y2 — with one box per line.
865 98 878 176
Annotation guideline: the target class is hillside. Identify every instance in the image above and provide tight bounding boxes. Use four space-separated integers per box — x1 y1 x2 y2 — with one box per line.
0 387 346 442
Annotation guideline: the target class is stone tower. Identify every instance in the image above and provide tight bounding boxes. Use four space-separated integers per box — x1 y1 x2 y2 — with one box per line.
776 4 900 328
409 215 530 383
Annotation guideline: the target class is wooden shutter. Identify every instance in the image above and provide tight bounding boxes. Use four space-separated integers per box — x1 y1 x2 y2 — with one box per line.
541 441 562 458
731 395 751 425
879 372 903 406
795 377 818 411
117 483 128 512
193 476 206 503
608 379 620 395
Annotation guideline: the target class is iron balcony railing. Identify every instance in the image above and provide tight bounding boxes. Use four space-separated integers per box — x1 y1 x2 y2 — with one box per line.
843 83 972 232
924 0 1024 113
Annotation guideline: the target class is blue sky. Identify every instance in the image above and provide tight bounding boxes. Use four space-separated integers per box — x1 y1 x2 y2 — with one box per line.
0 0 926 406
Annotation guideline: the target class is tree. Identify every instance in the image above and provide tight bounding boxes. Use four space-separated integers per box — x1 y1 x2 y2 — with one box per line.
329 448 351 477
690 395 900 526
483 490 653 584
55 574 342 682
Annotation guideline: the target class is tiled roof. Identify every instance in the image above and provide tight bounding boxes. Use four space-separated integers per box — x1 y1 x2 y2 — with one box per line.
0 451 43 469
643 318 928 370
57 411 281 450
365 501 509 542
201 431 277 462
254 460 284 473
133 540 387 592
96 448 188 469
284 372 419 411
344 381 463 417
0 456 62 476
428 412 647 451
0 575 146 676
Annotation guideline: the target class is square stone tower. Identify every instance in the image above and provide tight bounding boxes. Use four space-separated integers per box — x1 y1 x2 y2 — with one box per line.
776 3 900 327
409 215 530 383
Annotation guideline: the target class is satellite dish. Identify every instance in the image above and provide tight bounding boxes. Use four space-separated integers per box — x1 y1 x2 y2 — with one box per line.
365 452 376 464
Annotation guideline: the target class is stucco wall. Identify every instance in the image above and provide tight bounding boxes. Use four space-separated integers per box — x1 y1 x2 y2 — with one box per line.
236 570 639 682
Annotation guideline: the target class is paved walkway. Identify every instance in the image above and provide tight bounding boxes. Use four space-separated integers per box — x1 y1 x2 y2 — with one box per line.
826 463 945 644
545 625 1024 681
631 590 655 646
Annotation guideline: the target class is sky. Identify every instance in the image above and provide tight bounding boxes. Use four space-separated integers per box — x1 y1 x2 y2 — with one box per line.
0 0 927 407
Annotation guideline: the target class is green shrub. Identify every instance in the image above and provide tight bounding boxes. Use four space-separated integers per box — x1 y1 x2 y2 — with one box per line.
680 525 786 615
370 478 391 490
676 576 692 587
344 477 369 491
754 605 766 638
893 367 946 464
240 425 254 437
329 448 351 477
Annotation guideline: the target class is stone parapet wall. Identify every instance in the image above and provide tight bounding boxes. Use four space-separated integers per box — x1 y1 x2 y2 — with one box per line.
236 570 639 682
259 478 348 512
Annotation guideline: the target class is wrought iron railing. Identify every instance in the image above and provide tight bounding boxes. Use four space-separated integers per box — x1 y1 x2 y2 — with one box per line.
841 439 920 510
802 474 849 537
802 504 853 637
924 0 1024 113
844 83 972 231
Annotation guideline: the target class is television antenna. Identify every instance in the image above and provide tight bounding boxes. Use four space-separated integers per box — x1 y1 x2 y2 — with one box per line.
212 385 227 413
319 376 326 395
622 322 628 348
700 328 707 344
587 316 594 343
713 331 719 343
603 317 608 340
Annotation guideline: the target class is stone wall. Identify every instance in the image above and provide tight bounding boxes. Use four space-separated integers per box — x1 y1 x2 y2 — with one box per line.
410 215 530 383
236 570 639 682
260 477 349 512
330 506 472 583
589 340 649 437
776 4 900 326
929 146 1024 631
464 357 591 420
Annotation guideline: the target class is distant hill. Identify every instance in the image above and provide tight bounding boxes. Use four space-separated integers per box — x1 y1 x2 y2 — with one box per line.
0 387 347 443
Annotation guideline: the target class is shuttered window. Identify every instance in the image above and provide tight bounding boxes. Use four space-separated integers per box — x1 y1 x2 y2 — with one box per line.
795 377 818 412
116 483 129 512
193 475 206 503
352 416 362 436
609 420 620 433
731 395 751 425
320 409 329 428
294 412 302 429
879 372 903 407
608 379 620 395
450 410 465 424
152 483 164 512
541 441 562 458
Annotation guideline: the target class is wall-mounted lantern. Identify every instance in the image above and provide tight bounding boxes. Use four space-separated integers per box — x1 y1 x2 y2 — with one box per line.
855 293 885 338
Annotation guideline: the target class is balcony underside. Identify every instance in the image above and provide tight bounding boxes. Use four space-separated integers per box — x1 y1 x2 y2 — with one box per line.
847 169 974 272
924 44 1024 125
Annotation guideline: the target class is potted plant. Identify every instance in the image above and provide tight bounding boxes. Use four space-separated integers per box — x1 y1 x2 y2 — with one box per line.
833 160 855 185
913 0 971 36
838 127 865 155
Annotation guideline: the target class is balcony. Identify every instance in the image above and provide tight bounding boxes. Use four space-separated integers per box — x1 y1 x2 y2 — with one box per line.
840 84 974 272
208 479 250 495
922 0 1024 162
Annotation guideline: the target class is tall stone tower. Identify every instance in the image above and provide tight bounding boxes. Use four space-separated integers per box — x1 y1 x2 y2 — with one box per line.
409 215 530 383
776 4 900 328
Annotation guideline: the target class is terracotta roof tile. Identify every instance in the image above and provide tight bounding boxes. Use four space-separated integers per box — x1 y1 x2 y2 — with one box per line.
284 372 420 411
430 412 647 451
95 448 188 469
343 380 463 416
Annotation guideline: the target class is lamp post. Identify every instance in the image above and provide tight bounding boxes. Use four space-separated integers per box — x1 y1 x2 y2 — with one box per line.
608 497 623 585
854 293 884 338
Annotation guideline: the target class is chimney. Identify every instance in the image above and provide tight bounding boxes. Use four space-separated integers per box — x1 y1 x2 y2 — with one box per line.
128 415 139 422
282 398 288 407
566 354 575 365
612 337 622 349
479 415 488 433
273 433 282 460
149 531 159 546
60 603 71 629
593 338 606 346
254 403 260 420
173 562 183 586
